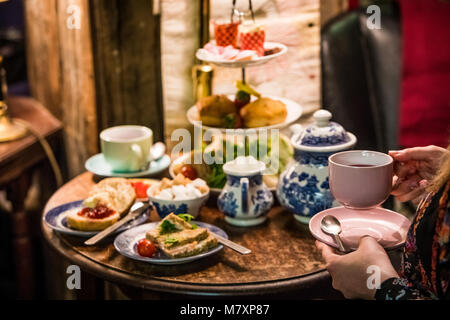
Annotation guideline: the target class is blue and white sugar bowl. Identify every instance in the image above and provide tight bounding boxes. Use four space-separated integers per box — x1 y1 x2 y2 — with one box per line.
276 109 357 224
218 156 274 227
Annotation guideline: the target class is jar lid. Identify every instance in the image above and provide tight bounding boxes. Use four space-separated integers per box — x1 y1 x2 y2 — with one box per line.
223 156 266 177
291 110 357 152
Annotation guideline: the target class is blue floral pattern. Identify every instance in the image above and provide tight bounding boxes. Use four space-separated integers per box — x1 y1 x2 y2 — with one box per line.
227 175 263 187
300 122 349 146
217 192 238 217
294 150 332 166
251 189 273 217
277 171 334 218
153 203 188 218
218 172 273 221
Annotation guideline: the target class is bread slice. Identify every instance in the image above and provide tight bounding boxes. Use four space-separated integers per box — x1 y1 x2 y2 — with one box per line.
163 234 219 258
66 209 120 231
148 228 209 249
145 213 193 241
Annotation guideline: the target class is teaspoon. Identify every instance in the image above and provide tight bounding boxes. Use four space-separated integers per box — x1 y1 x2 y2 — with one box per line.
320 215 347 253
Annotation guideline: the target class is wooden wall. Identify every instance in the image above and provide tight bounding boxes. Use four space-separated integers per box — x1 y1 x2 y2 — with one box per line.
24 0 163 178
25 0 97 177
89 0 164 138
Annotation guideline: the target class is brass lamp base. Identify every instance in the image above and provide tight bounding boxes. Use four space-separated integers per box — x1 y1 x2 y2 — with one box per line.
0 114 27 142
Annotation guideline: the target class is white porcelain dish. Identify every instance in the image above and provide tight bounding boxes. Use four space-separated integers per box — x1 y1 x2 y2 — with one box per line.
196 42 287 68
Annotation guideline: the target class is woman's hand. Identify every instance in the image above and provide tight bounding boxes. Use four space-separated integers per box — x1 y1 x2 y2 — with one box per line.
389 145 447 202
316 237 398 299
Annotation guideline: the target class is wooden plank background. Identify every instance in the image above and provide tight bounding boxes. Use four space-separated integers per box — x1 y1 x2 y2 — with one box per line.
89 0 164 142
25 0 164 177
25 0 98 177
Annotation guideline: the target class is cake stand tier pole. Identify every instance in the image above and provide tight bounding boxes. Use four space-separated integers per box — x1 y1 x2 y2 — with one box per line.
241 67 246 84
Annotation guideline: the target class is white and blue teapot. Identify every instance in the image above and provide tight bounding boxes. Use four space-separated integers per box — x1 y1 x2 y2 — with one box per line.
218 156 273 227
276 109 357 224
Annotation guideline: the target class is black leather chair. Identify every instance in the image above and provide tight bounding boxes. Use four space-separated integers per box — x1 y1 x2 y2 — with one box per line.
321 3 401 152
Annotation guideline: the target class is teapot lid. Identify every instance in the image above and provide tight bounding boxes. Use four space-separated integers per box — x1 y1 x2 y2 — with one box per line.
291 110 357 152
223 156 266 177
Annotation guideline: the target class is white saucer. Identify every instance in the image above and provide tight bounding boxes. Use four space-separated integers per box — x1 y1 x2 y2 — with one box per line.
196 42 287 68
85 154 171 178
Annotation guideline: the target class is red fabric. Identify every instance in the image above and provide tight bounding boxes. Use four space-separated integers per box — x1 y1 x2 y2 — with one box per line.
348 0 359 10
399 0 450 148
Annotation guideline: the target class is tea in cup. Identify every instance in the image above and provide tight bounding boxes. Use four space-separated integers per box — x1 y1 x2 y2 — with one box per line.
100 125 153 173
328 150 393 209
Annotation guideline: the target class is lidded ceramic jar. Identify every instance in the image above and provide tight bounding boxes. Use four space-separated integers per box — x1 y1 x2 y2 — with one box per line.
276 109 357 224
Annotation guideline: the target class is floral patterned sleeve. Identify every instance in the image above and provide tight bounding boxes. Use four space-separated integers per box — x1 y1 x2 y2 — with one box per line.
375 277 424 300
376 181 450 300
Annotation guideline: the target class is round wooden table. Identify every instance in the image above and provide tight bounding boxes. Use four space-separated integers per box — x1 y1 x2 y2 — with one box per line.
42 172 339 298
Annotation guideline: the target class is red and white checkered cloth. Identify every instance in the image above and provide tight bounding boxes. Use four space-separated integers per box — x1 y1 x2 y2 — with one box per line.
240 29 265 57
214 22 239 48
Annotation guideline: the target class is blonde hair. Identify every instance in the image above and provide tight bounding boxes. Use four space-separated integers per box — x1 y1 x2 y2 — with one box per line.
427 144 450 193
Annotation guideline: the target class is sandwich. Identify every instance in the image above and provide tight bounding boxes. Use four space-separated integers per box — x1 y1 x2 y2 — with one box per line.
67 178 136 231
146 213 219 258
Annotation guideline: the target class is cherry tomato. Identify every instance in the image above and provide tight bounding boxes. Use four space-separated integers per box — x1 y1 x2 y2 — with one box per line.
181 165 198 180
137 239 156 257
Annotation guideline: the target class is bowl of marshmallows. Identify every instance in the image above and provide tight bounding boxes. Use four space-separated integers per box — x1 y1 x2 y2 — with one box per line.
147 174 210 219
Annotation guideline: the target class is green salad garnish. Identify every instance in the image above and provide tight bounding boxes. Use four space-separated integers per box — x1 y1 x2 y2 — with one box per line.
177 214 194 222
177 213 198 229
159 220 177 234
164 237 179 245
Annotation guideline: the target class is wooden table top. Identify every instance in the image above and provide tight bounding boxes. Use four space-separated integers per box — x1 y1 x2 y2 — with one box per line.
42 172 329 296
0 96 62 184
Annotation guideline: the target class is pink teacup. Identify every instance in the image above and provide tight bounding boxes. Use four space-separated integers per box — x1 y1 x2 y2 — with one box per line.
328 150 393 209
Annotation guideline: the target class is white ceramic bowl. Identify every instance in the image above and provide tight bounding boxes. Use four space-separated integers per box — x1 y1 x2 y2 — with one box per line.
147 183 210 219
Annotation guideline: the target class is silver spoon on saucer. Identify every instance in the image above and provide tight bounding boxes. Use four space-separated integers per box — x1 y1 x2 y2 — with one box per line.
151 142 166 161
321 215 347 253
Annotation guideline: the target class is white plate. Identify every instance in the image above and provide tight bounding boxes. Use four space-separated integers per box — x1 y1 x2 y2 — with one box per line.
114 222 227 265
187 95 302 133
85 154 171 178
196 42 288 68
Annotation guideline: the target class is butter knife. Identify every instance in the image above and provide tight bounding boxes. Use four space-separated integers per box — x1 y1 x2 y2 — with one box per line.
84 202 150 246
213 233 251 255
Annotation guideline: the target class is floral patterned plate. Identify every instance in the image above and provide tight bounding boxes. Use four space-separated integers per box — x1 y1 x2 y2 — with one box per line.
114 222 227 265
43 200 150 237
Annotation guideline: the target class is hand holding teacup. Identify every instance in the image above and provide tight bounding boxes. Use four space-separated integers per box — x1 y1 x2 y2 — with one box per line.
389 145 448 202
